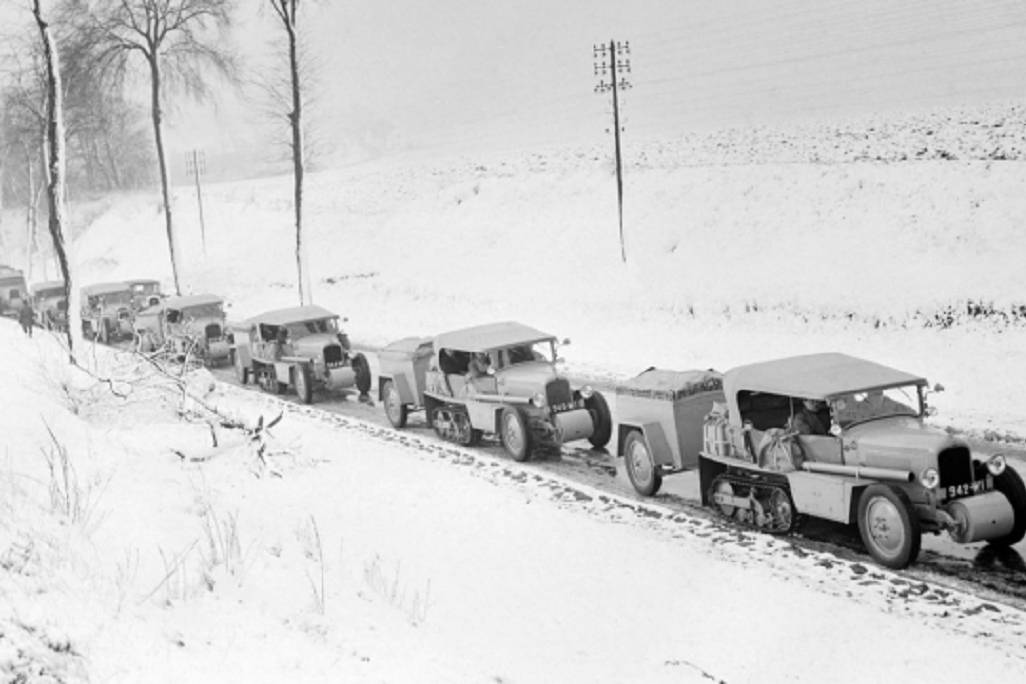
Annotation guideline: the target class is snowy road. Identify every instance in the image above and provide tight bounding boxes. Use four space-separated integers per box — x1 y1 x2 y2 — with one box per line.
207 349 1026 610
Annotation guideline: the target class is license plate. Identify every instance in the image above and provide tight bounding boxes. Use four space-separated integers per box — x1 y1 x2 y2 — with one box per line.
945 475 994 500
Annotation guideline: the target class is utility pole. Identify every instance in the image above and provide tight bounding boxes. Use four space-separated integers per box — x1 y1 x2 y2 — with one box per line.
594 39 631 263
185 149 207 255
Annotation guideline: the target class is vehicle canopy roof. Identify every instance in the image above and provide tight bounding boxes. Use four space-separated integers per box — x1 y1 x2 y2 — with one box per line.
434 321 554 353
245 304 338 327
616 367 723 401
723 353 927 405
126 278 161 286
82 282 131 296
32 280 65 294
165 293 224 311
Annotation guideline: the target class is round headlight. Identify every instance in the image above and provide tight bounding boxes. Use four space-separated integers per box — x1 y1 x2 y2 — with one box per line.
919 467 940 490
986 453 1007 476
579 385 594 399
530 392 546 408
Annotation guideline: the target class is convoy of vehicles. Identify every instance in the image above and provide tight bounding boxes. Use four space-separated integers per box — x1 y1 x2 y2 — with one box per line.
0 264 28 319
231 305 371 404
12 276 1026 571
134 293 232 365
378 321 612 461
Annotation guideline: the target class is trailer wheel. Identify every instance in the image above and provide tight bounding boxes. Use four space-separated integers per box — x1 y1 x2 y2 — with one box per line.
382 379 408 428
293 365 314 404
352 353 372 394
500 407 531 462
990 467 1026 546
624 431 662 496
857 484 921 569
585 392 612 449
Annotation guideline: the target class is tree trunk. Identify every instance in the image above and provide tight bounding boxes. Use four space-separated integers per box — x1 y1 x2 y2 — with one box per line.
284 5 306 305
148 55 181 295
33 0 75 361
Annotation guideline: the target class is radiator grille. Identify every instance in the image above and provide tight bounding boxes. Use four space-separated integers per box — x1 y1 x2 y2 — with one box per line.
324 344 344 368
937 446 973 489
546 378 573 411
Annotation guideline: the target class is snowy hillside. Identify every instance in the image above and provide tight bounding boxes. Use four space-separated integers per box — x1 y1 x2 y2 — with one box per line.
6 104 1024 437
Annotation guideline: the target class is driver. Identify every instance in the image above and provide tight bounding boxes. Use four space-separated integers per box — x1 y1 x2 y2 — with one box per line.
790 398 830 436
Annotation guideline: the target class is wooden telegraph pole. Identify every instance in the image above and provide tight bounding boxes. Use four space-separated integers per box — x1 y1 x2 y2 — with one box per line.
593 40 631 263
186 149 207 255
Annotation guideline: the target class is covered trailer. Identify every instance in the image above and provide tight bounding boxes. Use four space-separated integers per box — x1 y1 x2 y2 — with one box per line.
615 367 725 495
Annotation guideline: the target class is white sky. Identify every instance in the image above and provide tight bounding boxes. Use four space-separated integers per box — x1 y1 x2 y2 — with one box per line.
4 1 1026 175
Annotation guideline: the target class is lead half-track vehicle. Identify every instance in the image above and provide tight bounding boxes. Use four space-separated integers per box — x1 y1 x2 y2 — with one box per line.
377 321 612 461
134 293 232 365
81 282 135 342
616 353 1026 569
232 305 371 404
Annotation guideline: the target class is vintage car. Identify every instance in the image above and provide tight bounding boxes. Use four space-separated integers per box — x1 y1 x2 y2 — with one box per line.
0 265 28 319
232 304 371 404
81 281 135 342
377 321 612 461
125 278 164 311
618 352 1026 569
134 293 231 365
30 280 68 331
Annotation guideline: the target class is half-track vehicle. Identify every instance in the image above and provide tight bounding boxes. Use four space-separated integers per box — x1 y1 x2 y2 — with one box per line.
30 280 68 331
81 282 134 342
378 321 612 461
134 293 231 365
126 278 164 311
0 265 28 319
232 305 371 404
617 352 1026 569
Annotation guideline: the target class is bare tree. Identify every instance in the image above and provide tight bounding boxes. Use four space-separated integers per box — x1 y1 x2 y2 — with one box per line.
82 0 236 296
268 0 308 305
31 0 75 360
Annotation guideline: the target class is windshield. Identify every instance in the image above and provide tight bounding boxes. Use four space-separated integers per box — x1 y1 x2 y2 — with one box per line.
285 318 338 339
179 304 223 319
831 385 921 427
131 282 160 295
91 291 133 307
496 340 554 368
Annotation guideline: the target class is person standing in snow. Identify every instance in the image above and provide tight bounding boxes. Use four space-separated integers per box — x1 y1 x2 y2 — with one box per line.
18 300 34 337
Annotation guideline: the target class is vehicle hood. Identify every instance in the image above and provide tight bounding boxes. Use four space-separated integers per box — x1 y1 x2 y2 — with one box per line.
846 417 966 468
293 333 341 357
495 362 559 396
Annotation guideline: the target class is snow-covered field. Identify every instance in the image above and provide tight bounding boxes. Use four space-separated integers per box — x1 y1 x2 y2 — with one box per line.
4 105 1026 681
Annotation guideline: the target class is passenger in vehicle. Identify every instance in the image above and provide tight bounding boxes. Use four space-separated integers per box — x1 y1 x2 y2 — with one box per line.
465 351 493 392
790 398 830 435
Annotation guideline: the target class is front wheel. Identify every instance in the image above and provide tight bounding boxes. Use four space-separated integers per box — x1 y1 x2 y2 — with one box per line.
857 484 921 569
500 406 531 462
624 430 662 496
585 391 612 449
351 353 372 395
382 379 408 428
991 466 1026 546
293 365 313 404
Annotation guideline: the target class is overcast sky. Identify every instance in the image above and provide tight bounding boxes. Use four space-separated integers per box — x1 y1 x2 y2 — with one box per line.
5 0 1026 173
